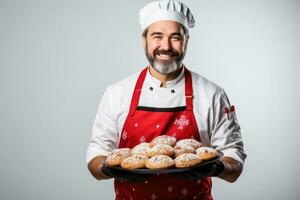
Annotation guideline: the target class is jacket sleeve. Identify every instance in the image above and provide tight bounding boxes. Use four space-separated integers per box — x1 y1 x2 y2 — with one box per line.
86 86 119 164
210 88 247 164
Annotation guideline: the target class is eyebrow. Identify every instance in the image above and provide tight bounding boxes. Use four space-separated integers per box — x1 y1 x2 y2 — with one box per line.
170 32 183 37
150 32 163 36
150 32 183 37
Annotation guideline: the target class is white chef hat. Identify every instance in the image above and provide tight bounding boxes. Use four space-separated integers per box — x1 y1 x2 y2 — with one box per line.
139 0 195 33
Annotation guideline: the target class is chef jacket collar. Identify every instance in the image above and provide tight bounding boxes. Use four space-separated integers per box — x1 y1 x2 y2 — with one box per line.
147 66 185 88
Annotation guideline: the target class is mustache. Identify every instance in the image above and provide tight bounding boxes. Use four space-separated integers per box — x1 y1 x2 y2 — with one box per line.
153 49 180 57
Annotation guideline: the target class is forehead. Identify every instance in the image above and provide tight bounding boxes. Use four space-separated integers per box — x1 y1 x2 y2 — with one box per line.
147 20 183 35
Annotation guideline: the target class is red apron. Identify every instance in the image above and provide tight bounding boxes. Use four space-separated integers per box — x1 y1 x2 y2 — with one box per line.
115 67 213 200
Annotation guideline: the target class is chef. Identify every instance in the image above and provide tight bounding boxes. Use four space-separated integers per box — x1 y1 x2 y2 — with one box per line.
86 0 247 199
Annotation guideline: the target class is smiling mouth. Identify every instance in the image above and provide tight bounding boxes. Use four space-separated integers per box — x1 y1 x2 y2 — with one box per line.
155 52 178 60
157 54 173 59
155 55 175 63
152 49 180 63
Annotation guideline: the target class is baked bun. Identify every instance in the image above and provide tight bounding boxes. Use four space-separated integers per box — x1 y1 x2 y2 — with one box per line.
174 143 196 157
106 148 131 166
149 135 176 147
131 142 150 156
175 153 201 168
196 147 219 161
120 154 147 169
176 139 202 149
145 155 174 169
146 144 174 158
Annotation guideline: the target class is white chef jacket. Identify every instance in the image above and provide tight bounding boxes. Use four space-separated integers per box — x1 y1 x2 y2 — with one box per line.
86 67 246 165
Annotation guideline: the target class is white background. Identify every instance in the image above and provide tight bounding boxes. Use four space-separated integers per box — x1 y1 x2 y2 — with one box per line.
0 0 299 199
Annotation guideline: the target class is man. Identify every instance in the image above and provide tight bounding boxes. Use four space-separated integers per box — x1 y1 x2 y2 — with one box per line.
87 0 246 199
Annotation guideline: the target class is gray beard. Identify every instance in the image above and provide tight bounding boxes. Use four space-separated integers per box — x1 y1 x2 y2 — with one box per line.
152 60 183 75
144 41 186 75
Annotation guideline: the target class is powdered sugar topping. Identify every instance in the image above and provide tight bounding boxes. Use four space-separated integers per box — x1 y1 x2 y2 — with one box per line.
150 135 177 147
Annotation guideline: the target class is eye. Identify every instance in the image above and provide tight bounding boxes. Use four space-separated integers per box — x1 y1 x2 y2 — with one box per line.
171 36 182 41
153 35 162 40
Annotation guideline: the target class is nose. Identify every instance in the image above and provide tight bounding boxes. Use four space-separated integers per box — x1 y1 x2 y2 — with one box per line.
160 38 172 51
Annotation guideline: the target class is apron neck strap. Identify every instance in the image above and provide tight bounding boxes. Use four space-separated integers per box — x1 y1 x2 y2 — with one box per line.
129 66 194 116
129 67 148 116
184 66 194 111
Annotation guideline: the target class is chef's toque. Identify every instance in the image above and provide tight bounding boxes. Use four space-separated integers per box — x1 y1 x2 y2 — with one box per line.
139 0 195 33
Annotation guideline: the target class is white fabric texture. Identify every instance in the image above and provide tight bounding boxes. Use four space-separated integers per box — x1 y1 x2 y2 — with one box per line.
139 0 195 32
86 67 247 165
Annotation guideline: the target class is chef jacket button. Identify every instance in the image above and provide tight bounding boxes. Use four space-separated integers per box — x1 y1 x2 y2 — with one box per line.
171 89 175 93
149 87 153 91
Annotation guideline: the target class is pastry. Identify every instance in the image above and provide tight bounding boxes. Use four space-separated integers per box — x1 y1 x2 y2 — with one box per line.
131 142 150 156
149 135 177 147
145 155 174 169
105 148 132 166
146 144 174 157
175 153 201 168
196 147 219 161
173 143 195 157
121 154 148 169
176 138 202 149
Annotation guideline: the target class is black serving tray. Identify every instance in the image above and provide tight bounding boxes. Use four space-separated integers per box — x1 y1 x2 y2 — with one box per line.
103 152 223 175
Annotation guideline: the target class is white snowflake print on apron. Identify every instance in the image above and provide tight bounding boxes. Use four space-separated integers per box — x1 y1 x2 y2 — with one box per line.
181 188 188 196
139 136 146 143
174 115 190 130
150 193 157 200
122 130 128 140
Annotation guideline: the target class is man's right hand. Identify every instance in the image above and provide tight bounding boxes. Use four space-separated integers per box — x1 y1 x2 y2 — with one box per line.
87 156 111 180
88 155 150 182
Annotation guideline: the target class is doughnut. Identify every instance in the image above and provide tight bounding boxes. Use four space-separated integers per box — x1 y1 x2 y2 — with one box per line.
105 148 132 166
120 154 148 169
145 155 174 169
149 135 177 147
131 142 150 156
176 138 202 149
196 147 219 161
175 153 201 168
146 144 174 158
